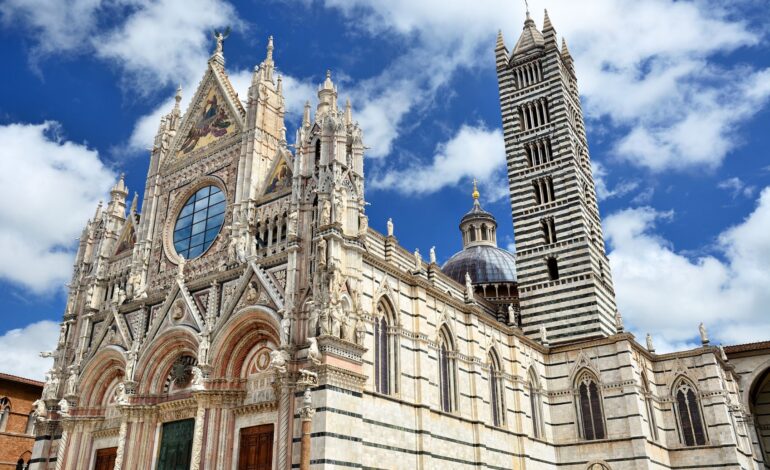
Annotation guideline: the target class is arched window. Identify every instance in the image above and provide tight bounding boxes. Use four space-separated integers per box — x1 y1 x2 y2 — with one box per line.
481 224 489 241
488 350 505 427
528 368 544 438
469 227 477 242
576 372 605 440
314 139 321 169
374 299 398 395
642 375 658 441
438 326 457 413
0 397 10 432
25 410 35 435
547 257 559 280
674 380 707 446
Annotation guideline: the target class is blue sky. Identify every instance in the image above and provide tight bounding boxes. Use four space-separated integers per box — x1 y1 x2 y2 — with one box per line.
1 0 769 379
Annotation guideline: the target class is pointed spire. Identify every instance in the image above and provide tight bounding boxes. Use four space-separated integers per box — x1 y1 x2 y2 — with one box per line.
302 100 311 127
322 70 334 91
266 35 274 62
111 173 128 199
542 9 554 32
130 192 138 214
344 98 352 126
512 4 544 57
277 74 283 95
472 178 480 201
496 29 506 49
261 35 275 82
317 70 337 115
561 37 571 57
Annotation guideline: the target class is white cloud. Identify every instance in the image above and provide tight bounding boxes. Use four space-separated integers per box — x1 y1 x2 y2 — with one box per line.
1 0 236 94
718 177 756 199
308 0 768 173
371 124 506 198
94 0 237 95
0 122 115 292
0 0 106 55
592 161 640 201
606 187 770 346
0 320 58 381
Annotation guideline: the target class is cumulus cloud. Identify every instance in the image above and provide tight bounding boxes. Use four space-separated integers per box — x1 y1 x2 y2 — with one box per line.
1 0 236 94
0 122 115 292
308 0 768 176
0 320 58 381
371 124 506 199
606 188 770 347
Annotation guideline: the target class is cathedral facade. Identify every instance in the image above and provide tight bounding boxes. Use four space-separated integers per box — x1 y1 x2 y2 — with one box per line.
29 12 770 470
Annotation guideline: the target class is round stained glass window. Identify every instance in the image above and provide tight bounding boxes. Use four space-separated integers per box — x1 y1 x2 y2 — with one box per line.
173 185 226 259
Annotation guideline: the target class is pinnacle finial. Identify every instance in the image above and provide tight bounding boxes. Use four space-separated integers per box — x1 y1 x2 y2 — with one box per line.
174 85 182 105
472 178 480 200
266 35 274 61
543 9 554 32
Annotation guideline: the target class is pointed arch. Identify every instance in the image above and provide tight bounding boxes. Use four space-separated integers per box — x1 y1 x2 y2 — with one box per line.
641 373 658 441
134 326 198 394
211 306 281 378
528 367 544 438
487 348 505 427
78 346 127 408
438 324 458 413
672 376 707 446
0 397 10 432
374 296 399 395
575 369 605 440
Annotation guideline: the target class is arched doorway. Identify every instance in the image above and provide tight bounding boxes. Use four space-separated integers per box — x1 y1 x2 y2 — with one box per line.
751 367 770 467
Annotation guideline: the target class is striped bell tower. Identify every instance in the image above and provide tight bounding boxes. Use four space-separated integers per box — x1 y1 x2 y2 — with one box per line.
496 10 618 344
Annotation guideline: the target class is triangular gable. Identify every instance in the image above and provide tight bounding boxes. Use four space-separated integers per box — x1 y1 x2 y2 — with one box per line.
261 154 293 197
166 62 245 163
114 219 137 256
142 276 206 347
217 262 285 331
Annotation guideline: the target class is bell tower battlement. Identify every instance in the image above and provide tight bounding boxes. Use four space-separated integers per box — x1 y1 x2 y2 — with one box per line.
496 10 617 344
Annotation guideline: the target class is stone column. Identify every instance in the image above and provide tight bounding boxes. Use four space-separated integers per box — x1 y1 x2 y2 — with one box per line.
54 422 70 470
113 418 128 470
299 390 315 470
275 377 294 470
190 404 207 470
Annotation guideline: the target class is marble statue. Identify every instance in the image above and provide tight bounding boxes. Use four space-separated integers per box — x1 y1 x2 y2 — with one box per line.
699 322 709 345
386 218 394 237
308 337 322 365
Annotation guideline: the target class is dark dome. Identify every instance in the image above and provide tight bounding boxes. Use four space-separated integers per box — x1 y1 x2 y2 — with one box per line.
441 245 517 285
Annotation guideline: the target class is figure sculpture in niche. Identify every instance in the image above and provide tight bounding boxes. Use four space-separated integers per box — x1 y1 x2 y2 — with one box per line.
320 200 331 226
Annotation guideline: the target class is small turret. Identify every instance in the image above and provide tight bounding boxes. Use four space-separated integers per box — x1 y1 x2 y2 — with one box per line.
110 174 129 201
317 70 338 116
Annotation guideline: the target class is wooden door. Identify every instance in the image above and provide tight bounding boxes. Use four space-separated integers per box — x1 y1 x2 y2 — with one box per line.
156 419 195 470
238 424 274 470
94 447 117 470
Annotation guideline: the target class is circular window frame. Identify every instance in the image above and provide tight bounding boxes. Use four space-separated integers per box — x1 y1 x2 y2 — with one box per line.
163 176 228 266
